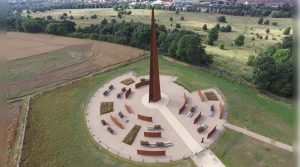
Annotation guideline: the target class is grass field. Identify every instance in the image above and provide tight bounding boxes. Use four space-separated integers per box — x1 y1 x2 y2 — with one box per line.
8 45 90 81
211 129 295 167
28 8 293 78
21 56 295 166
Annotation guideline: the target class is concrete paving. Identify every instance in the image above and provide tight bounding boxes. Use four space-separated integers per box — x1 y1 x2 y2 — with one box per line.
85 72 226 164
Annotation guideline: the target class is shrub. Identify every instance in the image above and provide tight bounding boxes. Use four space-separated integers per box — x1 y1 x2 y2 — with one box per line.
265 35 268 40
247 55 255 66
283 27 291 35
214 23 220 30
169 16 173 21
217 15 226 22
219 43 225 50
176 23 181 28
127 11 132 15
235 34 245 46
258 17 263 24
180 16 184 21
263 20 270 25
80 16 84 20
70 16 74 20
265 28 270 33
272 22 278 26
91 14 97 19
202 24 207 30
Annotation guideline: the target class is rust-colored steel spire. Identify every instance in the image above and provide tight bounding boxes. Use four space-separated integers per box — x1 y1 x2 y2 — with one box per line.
149 8 161 103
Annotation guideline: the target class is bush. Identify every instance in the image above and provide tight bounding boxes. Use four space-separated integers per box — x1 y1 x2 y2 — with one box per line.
47 15 53 20
272 22 278 26
180 16 184 21
22 19 42 33
176 23 181 28
266 28 270 33
235 34 245 46
70 16 74 20
263 20 270 25
202 24 207 30
258 17 263 24
219 43 225 50
169 16 173 21
91 14 97 19
214 23 220 30
127 11 132 15
217 15 226 22
208 27 219 43
283 27 291 35
80 16 84 20
265 35 268 40
247 55 255 66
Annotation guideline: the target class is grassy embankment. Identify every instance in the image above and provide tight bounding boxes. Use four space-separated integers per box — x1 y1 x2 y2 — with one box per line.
21 57 294 166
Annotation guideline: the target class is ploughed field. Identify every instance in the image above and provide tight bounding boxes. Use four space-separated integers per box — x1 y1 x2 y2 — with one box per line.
27 8 293 78
7 32 144 98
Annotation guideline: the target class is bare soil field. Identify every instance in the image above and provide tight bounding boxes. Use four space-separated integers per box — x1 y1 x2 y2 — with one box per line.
5 32 93 60
7 32 145 98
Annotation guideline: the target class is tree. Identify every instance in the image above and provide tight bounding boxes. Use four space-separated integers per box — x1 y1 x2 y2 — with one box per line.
263 20 270 25
117 12 122 18
225 25 232 32
219 43 225 50
45 23 65 35
176 34 211 65
217 15 226 23
258 17 263 24
208 27 219 43
272 22 278 26
101 18 108 25
91 14 97 19
169 17 173 21
265 28 270 33
247 55 255 66
234 34 245 46
47 15 53 20
70 15 74 20
63 13 67 17
176 23 181 28
180 16 184 21
283 27 291 35
127 11 132 15
214 23 220 30
265 35 268 40
252 56 277 89
80 16 84 20
22 19 42 33
202 24 207 30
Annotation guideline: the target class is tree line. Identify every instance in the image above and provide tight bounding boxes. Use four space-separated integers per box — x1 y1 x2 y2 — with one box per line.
7 16 212 66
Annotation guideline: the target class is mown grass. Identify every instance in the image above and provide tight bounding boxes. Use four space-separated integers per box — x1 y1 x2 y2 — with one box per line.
21 57 295 166
211 129 295 167
8 45 90 81
28 8 293 78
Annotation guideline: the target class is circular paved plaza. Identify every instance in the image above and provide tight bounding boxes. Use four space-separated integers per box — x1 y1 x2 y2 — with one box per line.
85 72 226 163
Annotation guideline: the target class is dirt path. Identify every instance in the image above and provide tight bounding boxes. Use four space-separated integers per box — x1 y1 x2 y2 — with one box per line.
225 123 293 152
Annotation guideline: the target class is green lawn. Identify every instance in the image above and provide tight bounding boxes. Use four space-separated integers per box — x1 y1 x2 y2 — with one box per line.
8 44 91 81
211 129 295 167
21 57 295 166
27 8 293 79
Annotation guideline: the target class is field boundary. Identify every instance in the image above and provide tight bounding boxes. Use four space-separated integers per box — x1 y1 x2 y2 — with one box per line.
16 96 30 167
